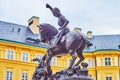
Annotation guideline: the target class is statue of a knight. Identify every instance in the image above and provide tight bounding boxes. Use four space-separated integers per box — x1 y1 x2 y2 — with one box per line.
46 3 70 48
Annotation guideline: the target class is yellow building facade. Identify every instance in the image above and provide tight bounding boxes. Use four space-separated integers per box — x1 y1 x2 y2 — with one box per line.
84 50 120 80
0 39 120 80
0 39 69 80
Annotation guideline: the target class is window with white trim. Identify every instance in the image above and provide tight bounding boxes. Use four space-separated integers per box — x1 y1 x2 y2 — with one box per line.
22 52 29 62
7 50 14 60
106 76 112 80
69 59 72 63
22 72 28 80
88 59 95 68
36 54 43 59
105 57 111 66
51 57 56 66
6 70 13 80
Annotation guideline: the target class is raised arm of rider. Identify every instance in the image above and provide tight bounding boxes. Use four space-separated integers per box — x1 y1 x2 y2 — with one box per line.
46 3 53 12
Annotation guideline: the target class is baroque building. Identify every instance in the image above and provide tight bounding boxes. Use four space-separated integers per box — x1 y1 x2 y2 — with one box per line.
0 16 120 80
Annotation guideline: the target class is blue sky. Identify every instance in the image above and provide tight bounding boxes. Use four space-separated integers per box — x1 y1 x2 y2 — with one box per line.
0 0 120 35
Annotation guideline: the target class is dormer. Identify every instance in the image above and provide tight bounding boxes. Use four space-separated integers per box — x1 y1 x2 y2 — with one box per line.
28 16 39 34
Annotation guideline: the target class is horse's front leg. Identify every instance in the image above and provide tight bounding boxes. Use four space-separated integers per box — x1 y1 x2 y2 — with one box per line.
42 54 47 61
45 53 53 78
68 50 77 69
74 56 85 67
74 50 85 67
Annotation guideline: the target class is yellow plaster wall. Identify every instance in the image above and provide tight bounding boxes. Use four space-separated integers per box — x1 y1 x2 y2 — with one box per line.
0 40 120 80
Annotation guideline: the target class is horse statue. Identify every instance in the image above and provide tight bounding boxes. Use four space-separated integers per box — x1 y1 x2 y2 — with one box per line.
36 23 93 79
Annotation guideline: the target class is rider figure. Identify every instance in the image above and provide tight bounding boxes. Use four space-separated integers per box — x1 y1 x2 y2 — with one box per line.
46 3 70 47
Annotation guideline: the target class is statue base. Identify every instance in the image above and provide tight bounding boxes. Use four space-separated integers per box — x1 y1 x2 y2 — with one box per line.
54 74 93 80
32 62 94 80
63 76 93 80
52 62 93 80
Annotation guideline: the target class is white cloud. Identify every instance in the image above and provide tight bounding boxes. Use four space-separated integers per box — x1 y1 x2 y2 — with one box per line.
0 0 120 35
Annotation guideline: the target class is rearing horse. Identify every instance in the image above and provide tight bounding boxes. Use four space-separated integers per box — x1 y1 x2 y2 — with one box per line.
38 23 92 76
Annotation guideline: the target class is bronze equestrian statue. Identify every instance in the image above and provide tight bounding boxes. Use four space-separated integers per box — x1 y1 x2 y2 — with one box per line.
32 3 93 80
46 3 70 48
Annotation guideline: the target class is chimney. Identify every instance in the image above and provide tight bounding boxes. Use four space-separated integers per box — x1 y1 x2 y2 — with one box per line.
28 16 39 34
87 31 92 38
74 28 82 33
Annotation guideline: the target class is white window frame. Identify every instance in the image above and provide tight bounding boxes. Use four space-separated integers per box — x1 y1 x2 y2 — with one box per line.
51 57 56 66
104 57 111 66
87 59 95 68
22 52 29 62
22 72 28 80
106 76 112 80
6 70 13 80
69 59 72 64
36 54 43 59
7 50 15 60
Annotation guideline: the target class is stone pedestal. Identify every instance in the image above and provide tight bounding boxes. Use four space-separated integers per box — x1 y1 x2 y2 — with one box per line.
63 76 93 80
32 62 94 80
53 62 94 80
63 77 93 80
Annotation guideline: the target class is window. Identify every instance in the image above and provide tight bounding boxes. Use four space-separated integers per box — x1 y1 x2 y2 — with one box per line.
22 52 29 62
118 45 120 49
28 20 33 26
36 54 43 59
22 72 28 80
51 57 56 66
106 76 112 80
17 28 21 32
6 70 12 80
87 59 95 68
67 59 72 67
105 57 111 66
69 59 72 64
7 50 14 60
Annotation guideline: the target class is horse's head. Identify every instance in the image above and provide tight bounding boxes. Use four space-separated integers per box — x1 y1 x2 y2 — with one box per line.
37 24 47 42
37 23 58 43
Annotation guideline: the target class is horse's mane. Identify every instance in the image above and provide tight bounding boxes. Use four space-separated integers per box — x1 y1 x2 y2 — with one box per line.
40 23 58 40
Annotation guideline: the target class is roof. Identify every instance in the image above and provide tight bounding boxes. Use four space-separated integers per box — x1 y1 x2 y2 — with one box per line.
28 16 39 21
0 20 46 47
0 20 120 51
85 34 120 51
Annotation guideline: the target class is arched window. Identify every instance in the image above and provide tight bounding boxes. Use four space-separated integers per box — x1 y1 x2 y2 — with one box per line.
6 70 13 80
106 74 112 80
